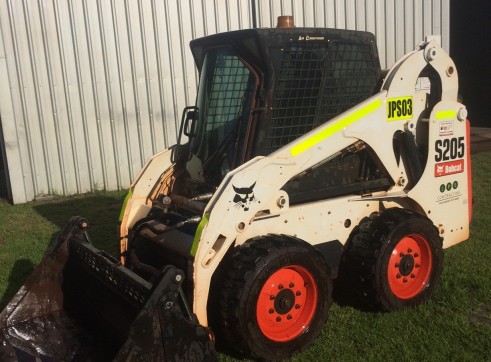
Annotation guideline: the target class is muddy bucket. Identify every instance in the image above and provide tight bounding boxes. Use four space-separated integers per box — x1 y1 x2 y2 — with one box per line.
0 217 215 361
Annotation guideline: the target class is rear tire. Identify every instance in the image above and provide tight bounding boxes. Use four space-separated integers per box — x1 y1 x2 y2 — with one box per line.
217 235 331 360
342 209 443 311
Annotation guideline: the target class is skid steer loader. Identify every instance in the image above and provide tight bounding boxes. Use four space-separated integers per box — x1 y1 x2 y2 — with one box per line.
0 16 471 361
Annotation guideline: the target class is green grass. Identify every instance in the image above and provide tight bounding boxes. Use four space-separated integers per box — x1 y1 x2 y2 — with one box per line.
0 152 490 361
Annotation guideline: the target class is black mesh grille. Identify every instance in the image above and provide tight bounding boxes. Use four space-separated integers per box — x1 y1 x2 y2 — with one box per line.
263 39 379 154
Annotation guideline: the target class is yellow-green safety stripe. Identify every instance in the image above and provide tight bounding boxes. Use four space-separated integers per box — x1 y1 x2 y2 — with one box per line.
436 109 457 120
190 213 209 257
290 98 382 157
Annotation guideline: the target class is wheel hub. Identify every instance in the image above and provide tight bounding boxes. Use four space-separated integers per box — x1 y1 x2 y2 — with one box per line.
274 289 295 314
399 254 415 276
387 234 433 300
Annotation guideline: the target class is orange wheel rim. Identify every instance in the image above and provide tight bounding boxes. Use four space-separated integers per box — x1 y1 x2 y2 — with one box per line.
256 265 318 342
387 234 433 299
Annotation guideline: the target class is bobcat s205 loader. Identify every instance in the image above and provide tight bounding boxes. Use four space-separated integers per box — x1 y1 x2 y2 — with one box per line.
0 16 471 361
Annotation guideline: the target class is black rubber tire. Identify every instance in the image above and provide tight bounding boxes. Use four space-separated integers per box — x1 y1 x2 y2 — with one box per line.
217 235 331 360
341 208 443 311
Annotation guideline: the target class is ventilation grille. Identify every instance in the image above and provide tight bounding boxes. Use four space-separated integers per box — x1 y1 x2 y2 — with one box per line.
263 40 379 154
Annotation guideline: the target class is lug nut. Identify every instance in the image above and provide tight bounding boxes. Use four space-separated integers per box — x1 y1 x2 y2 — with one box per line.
289 283 294 288
287 314 292 320
414 253 419 257
296 291 301 296
396 274 401 279
400 252 404 257
278 284 284 290
276 317 281 322
403 278 408 283
415 264 420 268
270 295 275 300
295 304 300 309
408 248 412 253
411 274 416 279
269 308 274 314
395 263 400 268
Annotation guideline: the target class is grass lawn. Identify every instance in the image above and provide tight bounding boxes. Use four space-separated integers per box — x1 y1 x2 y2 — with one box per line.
0 152 490 361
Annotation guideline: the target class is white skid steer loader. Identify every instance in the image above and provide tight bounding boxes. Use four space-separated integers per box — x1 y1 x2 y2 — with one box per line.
0 16 471 361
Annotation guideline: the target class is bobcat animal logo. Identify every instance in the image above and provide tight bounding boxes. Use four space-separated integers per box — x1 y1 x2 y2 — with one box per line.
232 182 256 211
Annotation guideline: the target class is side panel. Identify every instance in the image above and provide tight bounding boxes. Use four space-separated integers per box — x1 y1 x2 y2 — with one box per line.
408 101 470 248
235 196 379 249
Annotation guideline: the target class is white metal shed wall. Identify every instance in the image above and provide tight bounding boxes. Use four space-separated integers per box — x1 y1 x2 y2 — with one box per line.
0 0 449 204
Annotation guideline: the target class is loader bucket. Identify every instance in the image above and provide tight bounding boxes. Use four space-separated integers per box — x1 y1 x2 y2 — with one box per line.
0 217 216 361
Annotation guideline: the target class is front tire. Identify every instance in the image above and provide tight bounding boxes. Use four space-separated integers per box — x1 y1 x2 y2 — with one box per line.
218 235 331 360
342 209 443 311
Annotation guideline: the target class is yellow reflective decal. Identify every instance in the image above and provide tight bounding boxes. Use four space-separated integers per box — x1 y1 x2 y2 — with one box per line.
290 99 382 156
436 109 457 120
119 189 133 222
386 96 413 121
190 213 209 257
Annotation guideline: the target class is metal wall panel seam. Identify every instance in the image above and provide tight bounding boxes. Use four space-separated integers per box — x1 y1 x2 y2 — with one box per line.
213 0 220 33
53 0 82 194
163 1 180 138
176 0 191 106
110 0 134 183
0 3 23 202
68 0 95 190
324 0 335 28
22 0 54 196
97 0 122 189
188 0 200 97
236 0 243 29
136 0 157 158
413 0 422 53
123 0 145 168
375 0 386 68
225 1 232 31
334 0 343 29
432 0 441 38
4 0 35 201
403 0 413 55
346 0 355 30
151 0 169 148
365 0 375 35
394 0 402 61
441 0 450 52
82 0 109 190
386 0 395 66
38 0 68 195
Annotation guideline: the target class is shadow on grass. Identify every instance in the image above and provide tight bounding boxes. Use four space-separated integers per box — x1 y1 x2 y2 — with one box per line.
33 193 125 255
0 259 35 310
0 193 125 311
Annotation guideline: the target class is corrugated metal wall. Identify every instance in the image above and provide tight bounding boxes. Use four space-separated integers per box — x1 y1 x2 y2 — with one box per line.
0 0 449 204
